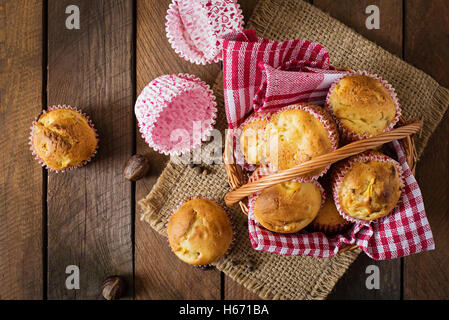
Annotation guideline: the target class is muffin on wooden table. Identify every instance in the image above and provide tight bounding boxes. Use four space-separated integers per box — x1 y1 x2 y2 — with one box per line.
265 104 338 178
326 73 401 141
30 106 98 172
332 150 403 223
167 198 233 266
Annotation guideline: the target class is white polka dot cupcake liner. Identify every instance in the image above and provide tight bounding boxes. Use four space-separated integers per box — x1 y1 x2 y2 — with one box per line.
135 74 217 156
325 71 402 142
331 150 405 225
266 103 339 179
247 165 326 231
166 196 235 268
165 0 244 64
29 104 99 173
233 111 272 170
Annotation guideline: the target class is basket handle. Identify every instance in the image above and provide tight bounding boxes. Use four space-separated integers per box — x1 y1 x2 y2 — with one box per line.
224 120 422 207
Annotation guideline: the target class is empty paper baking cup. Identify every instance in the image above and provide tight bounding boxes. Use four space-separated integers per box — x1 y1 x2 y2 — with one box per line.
166 0 244 64
135 74 217 155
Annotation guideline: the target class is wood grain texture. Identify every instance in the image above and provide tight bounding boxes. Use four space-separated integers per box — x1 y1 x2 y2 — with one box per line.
46 0 134 299
404 0 449 300
0 0 44 300
135 0 222 300
313 0 403 300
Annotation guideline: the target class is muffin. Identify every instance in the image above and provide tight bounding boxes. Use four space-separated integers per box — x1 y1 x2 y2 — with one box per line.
239 112 270 165
310 192 350 234
167 198 233 266
253 180 324 234
265 104 338 176
326 73 400 140
30 107 98 171
332 151 403 222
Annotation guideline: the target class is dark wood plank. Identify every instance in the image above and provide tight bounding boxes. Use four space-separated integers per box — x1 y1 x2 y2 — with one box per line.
0 0 44 300
135 0 222 299
404 0 449 300
314 0 403 300
46 0 134 299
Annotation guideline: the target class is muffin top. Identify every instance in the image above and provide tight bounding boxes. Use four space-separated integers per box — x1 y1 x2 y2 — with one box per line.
328 75 396 137
239 114 269 165
167 199 233 265
254 180 323 233
265 105 336 171
312 195 347 227
336 154 402 221
31 108 98 171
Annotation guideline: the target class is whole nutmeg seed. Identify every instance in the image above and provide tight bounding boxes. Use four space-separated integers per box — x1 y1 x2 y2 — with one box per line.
123 154 150 181
101 275 127 300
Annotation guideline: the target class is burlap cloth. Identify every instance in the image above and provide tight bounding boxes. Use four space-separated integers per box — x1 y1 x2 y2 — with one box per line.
139 0 449 300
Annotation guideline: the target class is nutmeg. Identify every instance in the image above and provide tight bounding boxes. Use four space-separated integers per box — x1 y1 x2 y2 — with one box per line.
123 154 150 181
101 275 127 300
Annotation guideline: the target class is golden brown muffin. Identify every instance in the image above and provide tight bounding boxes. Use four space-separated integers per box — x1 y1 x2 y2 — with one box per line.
253 180 323 233
334 152 402 221
239 114 269 165
31 108 98 171
265 105 337 173
327 75 397 138
311 194 348 233
167 199 233 265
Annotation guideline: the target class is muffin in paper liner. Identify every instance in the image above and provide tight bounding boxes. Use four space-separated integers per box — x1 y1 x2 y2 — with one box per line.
135 74 217 156
309 188 352 235
264 104 339 179
166 0 244 65
29 105 99 173
166 196 235 268
331 150 405 225
247 165 326 234
233 111 272 170
325 71 402 142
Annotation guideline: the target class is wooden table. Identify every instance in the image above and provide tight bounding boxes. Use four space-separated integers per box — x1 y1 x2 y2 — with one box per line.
1 0 448 300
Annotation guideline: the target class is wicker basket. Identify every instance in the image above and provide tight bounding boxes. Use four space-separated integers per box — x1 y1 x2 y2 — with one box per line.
223 116 422 253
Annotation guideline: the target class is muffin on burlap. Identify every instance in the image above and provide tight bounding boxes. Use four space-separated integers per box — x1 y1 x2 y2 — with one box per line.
30 106 98 171
253 179 324 234
265 104 338 177
239 112 270 165
326 73 400 141
167 198 233 266
332 150 403 222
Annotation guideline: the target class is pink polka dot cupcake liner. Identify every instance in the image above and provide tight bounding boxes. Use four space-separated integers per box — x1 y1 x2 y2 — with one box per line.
135 74 217 156
325 71 402 142
29 105 99 173
166 0 244 64
266 103 339 180
331 150 405 225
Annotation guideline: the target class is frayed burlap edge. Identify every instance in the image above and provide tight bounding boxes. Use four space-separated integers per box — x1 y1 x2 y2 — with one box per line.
139 0 449 300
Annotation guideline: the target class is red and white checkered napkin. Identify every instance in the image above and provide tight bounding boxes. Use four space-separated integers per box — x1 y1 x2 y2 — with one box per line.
221 29 347 128
248 141 435 259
